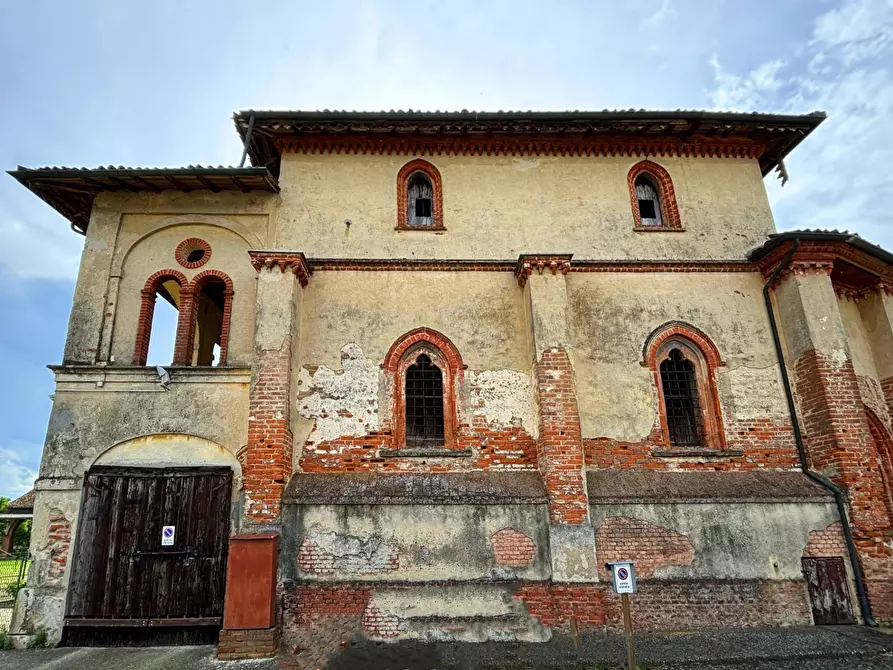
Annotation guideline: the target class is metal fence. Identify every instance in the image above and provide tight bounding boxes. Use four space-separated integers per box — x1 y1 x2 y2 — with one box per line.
0 550 28 608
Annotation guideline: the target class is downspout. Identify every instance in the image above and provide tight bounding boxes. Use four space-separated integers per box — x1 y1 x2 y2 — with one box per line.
761 239 877 626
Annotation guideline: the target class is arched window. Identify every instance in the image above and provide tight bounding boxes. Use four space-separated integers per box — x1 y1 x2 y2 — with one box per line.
396 159 444 230
407 172 434 227
627 160 682 230
185 271 234 367
383 328 463 451
134 270 188 366
634 174 663 227
404 353 445 448
660 349 702 446
644 323 725 450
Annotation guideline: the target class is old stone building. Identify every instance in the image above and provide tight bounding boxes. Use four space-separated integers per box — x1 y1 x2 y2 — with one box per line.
6 110 893 662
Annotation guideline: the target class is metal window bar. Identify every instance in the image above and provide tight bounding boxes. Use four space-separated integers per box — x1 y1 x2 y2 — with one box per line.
405 354 445 448
660 349 704 446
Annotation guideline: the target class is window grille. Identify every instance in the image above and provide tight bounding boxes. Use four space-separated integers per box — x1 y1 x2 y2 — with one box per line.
635 174 663 226
405 354 445 448
660 349 703 446
407 172 435 227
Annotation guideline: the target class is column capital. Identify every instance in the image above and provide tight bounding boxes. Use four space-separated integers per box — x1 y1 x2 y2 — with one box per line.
514 253 573 287
248 251 312 287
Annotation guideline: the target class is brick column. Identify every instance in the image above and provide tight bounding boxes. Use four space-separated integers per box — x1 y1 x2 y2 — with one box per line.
244 252 311 526
517 254 597 582
771 260 892 617
860 282 893 412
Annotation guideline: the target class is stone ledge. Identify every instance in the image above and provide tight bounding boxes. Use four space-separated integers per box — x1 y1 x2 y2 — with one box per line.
651 448 744 458
379 448 473 458
284 471 548 505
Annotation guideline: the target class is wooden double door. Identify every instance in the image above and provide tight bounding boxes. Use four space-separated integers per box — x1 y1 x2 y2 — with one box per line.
63 466 232 645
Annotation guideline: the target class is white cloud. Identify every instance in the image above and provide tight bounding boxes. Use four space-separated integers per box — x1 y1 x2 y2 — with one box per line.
0 444 39 499
707 0 893 248
640 0 677 28
0 216 82 281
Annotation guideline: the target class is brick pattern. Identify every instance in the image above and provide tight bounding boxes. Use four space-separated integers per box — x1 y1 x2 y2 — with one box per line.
133 269 188 366
802 522 848 558
46 511 71 583
604 580 811 631
882 376 893 416
133 267 233 367
792 347 893 621
298 537 399 576
513 584 606 628
396 159 445 230
628 160 682 230
583 417 798 470
217 627 278 660
491 528 537 568
595 516 694 578
535 348 588 524
308 259 756 273
245 346 294 522
363 601 405 639
174 237 211 269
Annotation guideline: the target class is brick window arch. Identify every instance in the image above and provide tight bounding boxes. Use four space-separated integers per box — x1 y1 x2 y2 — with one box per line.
628 160 682 230
396 159 445 231
182 270 234 367
134 269 189 366
383 328 463 449
644 322 725 449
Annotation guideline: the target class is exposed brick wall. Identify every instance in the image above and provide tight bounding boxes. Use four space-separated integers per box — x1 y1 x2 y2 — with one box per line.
583 416 798 471
217 627 278 660
802 522 848 558
245 346 294 523
513 584 606 628
46 511 71 583
604 580 811 630
491 528 537 568
792 348 893 621
595 516 694 578
298 536 399 577
535 348 588 524
298 418 537 473
882 375 893 416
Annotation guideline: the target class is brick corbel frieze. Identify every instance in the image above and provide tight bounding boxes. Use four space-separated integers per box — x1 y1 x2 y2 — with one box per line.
757 240 893 290
248 251 313 287
515 254 573 288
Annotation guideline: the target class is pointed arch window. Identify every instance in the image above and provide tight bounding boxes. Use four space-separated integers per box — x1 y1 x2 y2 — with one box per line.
383 328 464 451
396 159 445 230
645 324 725 450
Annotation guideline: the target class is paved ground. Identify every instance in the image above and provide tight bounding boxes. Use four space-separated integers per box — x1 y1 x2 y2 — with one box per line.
0 626 891 669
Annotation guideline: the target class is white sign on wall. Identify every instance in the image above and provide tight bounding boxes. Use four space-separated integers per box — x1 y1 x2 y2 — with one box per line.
161 525 176 547
608 561 636 594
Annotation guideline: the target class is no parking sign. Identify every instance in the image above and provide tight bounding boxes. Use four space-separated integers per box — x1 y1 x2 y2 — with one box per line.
161 525 176 547
607 560 636 594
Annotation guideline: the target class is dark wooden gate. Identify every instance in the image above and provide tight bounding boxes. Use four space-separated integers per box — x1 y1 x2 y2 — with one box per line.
802 557 855 625
62 466 232 646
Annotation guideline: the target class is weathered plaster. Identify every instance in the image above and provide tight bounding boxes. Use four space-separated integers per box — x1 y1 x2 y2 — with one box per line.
589 501 840 580
291 504 550 582
466 368 537 438
774 273 850 364
567 272 787 440
276 153 774 261
296 343 381 447
363 584 550 642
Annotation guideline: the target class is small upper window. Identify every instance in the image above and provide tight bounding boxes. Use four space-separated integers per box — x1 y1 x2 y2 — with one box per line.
407 172 435 227
396 159 444 230
627 160 682 230
635 174 662 226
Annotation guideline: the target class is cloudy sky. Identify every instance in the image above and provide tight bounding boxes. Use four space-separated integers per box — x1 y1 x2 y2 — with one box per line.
0 0 891 497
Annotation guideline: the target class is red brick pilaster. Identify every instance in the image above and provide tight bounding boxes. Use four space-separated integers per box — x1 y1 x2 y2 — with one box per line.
535 348 588 524
244 252 311 524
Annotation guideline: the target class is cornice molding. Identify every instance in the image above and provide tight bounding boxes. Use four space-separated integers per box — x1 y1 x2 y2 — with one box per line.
277 135 766 159
248 251 312 286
